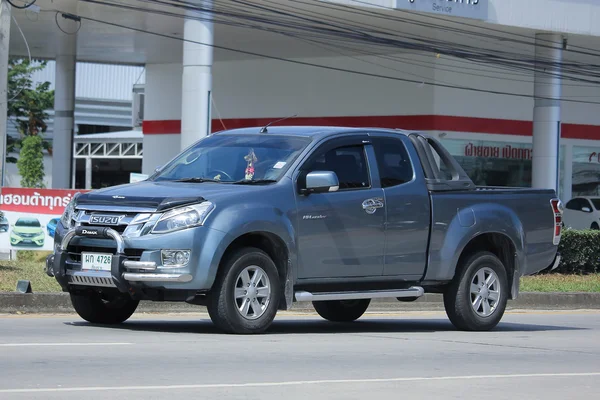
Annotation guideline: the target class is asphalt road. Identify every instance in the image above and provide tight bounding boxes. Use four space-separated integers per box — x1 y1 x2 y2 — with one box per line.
1 310 599 399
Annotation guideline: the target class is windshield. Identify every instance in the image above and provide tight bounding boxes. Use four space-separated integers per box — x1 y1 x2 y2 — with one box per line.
152 134 311 183
16 219 41 227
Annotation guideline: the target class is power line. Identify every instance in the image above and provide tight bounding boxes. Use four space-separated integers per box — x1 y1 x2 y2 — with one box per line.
78 0 600 87
41 7 600 106
145 0 600 83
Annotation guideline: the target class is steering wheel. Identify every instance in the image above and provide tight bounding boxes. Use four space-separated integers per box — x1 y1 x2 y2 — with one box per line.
208 169 233 181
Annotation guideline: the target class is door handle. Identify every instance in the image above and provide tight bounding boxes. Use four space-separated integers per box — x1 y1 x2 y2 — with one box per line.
362 198 384 214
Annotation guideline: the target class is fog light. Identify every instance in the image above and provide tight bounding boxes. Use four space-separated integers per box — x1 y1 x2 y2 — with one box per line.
161 250 191 267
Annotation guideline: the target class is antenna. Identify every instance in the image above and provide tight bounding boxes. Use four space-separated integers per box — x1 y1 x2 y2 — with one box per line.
259 114 298 133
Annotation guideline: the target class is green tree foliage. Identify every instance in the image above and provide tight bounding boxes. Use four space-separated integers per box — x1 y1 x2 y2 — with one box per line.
17 135 45 188
7 58 54 165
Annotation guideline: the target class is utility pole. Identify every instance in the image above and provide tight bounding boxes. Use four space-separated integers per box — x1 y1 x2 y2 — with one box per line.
0 0 11 187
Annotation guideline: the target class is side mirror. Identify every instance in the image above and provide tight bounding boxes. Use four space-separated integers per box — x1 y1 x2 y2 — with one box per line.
304 171 339 194
582 207 592 213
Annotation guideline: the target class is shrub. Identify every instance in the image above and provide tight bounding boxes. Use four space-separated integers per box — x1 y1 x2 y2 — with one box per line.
555 229 600 274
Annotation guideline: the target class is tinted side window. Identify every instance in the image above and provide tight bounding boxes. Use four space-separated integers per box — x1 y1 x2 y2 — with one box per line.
566 199 580 210
373 138 414 188
567 198 590 211
306 145 370 190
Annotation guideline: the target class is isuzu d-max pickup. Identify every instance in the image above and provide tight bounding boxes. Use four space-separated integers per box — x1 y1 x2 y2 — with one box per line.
45 126 563 334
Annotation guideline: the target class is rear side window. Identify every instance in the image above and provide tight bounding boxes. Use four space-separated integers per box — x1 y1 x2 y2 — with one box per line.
373 137 414 188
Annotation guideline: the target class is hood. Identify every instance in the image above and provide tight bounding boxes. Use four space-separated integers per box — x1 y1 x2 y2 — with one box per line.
13 226 43 234
75 180 270 211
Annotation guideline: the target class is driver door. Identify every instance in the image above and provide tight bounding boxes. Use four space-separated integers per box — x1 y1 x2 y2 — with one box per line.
294 136 386 279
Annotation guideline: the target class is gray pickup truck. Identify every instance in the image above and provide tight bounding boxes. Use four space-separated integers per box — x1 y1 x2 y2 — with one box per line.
46 126 563 334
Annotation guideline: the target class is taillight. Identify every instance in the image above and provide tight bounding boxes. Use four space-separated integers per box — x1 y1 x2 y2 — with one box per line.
551 198 563 245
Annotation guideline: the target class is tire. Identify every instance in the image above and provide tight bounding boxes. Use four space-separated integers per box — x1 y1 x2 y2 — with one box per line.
313 299 371 322
207 247 281 334
70 291 139 324
591 223 599 230
443 251 508 331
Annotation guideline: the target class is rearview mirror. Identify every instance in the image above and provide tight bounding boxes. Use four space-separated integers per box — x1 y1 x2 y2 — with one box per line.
304 171 339 194
582 207 592 213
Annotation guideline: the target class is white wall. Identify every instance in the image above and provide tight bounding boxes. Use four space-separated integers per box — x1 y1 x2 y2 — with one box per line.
212 53 435 119
31 61 145 102
209 52 600 129
488 0 600 37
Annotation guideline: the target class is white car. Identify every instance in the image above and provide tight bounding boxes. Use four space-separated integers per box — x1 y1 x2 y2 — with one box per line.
563 196 600 230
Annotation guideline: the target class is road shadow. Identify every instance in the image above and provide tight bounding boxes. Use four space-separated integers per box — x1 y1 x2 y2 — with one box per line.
0 264 19 272
63 315 588 335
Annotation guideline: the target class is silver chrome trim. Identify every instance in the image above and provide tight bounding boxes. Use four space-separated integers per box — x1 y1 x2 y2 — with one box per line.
550 254 562 271
75 205 157 213
294 287 425 302
60 227 125 254
122 273 193 283
124 260 157 271
67 270 116 288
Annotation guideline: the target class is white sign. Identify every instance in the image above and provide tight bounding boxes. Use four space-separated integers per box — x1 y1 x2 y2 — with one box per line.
130 173 148 183
0 188 89 252
395 0 488 21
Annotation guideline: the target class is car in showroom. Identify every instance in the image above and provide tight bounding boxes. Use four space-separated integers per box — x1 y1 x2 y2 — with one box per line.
563 196 600 230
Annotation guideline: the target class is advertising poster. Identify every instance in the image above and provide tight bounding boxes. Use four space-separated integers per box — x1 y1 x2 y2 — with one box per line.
0 188 89 252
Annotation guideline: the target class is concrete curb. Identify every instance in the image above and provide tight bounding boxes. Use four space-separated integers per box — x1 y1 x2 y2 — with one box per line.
1 292 599 314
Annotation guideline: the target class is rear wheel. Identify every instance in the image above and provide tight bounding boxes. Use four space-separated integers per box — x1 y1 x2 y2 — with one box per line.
443 251 508 331
591 222 599 230
70 291 139 324
313 299 371 322
207 247 281 334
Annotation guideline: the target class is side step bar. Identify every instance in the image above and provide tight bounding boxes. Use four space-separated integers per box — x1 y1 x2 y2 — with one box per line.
294 287 424 302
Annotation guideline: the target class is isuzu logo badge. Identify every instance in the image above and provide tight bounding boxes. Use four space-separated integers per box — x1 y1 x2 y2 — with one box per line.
89 214 124 226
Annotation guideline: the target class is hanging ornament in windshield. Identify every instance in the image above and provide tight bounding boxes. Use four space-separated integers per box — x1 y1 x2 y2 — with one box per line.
244 148 258 180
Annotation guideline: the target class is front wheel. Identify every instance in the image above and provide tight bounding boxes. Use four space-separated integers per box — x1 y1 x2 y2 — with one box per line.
443 251 508 331
70 291 139 324
313 299 371 322
207 247 281 334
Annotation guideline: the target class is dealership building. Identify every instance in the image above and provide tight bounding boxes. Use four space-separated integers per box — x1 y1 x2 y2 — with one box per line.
3 0 600 202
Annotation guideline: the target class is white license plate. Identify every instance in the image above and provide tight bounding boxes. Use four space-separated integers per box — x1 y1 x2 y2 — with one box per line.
81 252 113 271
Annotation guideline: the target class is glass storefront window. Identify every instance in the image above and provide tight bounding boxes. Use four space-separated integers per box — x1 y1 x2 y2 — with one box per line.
572 146 600 196
439 138 533 187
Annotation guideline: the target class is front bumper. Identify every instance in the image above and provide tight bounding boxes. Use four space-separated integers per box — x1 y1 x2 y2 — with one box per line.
45 226 193 293
11 232 45 246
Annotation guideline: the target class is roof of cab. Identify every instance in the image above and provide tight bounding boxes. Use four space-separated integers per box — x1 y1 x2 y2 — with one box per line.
213 125 414 139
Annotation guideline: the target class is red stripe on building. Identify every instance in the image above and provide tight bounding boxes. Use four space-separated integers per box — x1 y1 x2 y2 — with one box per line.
142 120 181 134
142 115 600 140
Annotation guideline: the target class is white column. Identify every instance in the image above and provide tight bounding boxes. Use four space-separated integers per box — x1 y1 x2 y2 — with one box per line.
562 144 573 202
52 18 78 189
0 1 11 186
532 33 563 192
142 63 183 175
180 3 213 151
85 157 92 189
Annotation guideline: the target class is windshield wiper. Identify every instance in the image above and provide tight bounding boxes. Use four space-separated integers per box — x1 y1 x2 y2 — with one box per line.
174 177 223 183
232 179 277 185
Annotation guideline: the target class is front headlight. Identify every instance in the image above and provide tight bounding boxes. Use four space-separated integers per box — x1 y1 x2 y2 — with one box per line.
60 193 80 229
151 202 214 234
